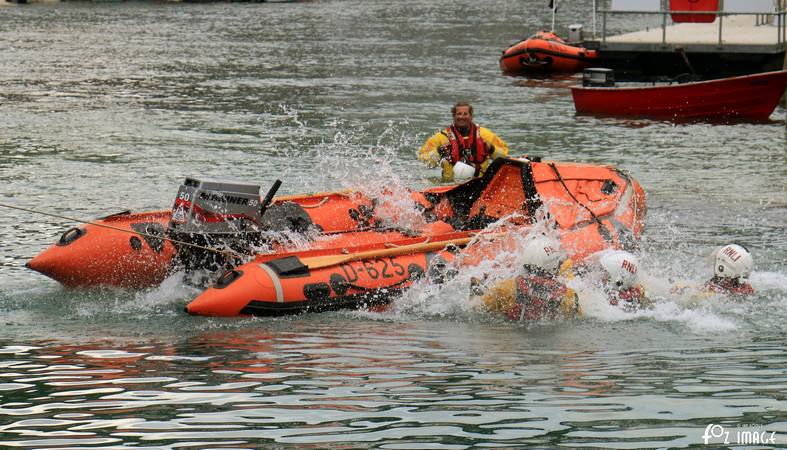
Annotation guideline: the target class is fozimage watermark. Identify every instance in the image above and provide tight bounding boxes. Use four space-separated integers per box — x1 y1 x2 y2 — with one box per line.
702 423 777 445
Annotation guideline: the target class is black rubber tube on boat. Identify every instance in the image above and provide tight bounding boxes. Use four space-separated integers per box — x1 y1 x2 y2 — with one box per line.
260 179 282 219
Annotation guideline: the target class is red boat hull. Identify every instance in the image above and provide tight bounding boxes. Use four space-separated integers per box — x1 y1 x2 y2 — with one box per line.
571 70 787 122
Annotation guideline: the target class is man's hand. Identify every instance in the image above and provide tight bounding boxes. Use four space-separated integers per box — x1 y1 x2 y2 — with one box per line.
438 144 450 158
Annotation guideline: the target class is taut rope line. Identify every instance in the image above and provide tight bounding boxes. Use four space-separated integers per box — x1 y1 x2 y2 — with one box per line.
0 201 244 259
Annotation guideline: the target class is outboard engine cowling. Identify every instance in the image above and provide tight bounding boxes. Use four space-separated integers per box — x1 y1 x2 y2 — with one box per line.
168 178 262 272
582 68 615 87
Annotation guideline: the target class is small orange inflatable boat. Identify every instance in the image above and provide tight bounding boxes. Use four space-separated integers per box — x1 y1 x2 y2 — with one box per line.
186 157 646 317
27 182 454 289
500 31 599 74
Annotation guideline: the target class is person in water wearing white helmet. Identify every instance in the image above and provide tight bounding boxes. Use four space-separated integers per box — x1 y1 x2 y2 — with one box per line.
595 249 648 309
473 234 581 321
704 243 755 295
418 102 509 182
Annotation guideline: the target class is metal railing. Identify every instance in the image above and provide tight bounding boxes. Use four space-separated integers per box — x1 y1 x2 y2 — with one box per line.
597 0 787 48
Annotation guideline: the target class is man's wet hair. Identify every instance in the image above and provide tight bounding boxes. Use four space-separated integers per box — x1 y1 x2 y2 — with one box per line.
451 101 473 116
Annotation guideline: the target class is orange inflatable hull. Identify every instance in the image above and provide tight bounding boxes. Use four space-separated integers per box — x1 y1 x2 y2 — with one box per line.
28 157 645 310
26 211 177 289
187 236 463 317
27 187 452 288
186 158 646 317
500 31 599 74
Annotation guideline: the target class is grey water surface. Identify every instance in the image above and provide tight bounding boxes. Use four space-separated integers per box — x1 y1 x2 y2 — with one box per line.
1 0 786 448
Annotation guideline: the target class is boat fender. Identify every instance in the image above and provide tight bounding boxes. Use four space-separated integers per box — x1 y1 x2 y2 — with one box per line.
57 227 86 246
215 269 243 289
303 282 331 302
266 256 310 278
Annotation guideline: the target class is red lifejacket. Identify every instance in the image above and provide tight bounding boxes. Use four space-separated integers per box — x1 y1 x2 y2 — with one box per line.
444 124 489 170
609 285 645 306
704 277 755 296
508 273 568 321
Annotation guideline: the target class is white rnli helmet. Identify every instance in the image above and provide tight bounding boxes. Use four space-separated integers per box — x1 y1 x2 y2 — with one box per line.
712 244 753 279
521 235 565 274
598 250 640 290
452 161 476 180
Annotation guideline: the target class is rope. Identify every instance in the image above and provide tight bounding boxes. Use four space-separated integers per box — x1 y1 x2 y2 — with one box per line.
300 196 330 209
546 163 613 243
385 236 431 248
0 201 245 259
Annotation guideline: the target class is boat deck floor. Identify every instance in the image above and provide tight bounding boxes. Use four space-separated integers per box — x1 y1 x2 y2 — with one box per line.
602 15 784 50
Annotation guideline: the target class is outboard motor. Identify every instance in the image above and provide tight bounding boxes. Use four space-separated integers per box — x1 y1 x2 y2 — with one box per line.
582 68 615 87
568 24 583 44
168 178 263 272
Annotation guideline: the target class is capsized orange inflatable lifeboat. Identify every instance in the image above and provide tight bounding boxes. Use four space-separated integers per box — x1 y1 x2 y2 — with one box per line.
500 31 599 74
186 157 646 317
26 179 454 289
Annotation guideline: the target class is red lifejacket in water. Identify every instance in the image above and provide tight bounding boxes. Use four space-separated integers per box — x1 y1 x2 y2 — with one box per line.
444 124 489 170
704 277 755 296
609 285 646 307
508 272 570 321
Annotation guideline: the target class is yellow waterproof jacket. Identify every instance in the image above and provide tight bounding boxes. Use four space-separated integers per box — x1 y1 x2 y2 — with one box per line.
418 125 509 182
478 277 583 321
475 261 581 320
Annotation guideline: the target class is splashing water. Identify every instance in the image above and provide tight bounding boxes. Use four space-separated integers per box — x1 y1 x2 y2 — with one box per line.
355 203 784 335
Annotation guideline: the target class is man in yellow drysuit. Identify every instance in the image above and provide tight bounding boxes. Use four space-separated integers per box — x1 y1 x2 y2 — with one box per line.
418 102 509 182
472 234 582 321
